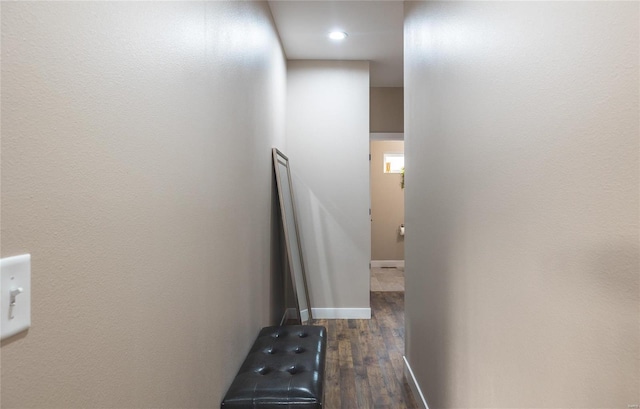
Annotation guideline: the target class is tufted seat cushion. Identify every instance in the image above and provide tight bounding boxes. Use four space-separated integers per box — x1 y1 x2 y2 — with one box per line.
221 325 327 409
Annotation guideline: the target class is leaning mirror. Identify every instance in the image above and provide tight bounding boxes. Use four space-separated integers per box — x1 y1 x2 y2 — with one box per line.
272 148 312 324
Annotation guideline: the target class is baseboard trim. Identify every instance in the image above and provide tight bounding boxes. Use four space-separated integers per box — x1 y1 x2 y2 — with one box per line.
403 356 429 409
311 308 371 319
301 308 309 323
371 260 405 269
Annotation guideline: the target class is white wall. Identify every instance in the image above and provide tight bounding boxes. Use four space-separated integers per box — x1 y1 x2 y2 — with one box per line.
1 2 286 407
286 60 371 318
404 2 639 408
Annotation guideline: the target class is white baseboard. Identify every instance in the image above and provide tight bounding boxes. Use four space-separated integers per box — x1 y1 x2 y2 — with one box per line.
403 356 429 409
311 308 371 319
371 260 405 269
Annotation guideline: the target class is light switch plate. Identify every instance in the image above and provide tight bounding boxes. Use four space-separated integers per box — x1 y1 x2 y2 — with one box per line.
1 254 31 340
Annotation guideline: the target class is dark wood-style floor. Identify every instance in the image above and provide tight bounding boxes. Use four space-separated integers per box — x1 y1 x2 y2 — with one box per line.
314 292 419 409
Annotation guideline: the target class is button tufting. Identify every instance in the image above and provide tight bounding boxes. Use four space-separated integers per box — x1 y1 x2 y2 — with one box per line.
271 331 287 338
256 367 270 375
222 325 326 408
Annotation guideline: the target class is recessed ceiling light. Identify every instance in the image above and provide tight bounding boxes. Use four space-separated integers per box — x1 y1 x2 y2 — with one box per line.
328 31 348 41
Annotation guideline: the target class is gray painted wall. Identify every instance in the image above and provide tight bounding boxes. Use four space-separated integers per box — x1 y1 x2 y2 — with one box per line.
1 2 286 407
404 1 639 407
286 60 371 317
370 87 404 133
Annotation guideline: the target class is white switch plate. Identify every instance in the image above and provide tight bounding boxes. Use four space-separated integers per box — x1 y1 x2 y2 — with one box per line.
1 254 31 340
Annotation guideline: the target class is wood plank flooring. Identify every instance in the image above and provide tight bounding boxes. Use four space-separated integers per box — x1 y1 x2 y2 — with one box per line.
313 292 418 409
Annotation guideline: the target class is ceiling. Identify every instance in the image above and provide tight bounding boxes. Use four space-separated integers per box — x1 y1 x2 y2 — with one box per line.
268 1 404 88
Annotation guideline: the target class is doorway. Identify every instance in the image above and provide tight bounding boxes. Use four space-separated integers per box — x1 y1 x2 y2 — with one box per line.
369 139 405 292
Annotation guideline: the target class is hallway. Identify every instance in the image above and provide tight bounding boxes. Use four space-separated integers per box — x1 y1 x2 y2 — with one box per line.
1 2 636 407
314 292 417 408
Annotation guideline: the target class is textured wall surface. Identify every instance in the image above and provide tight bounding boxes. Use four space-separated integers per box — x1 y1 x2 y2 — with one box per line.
286 60 371 313
370 87 404 133
370 140 405 261
404 2 639 408
1 2 286 407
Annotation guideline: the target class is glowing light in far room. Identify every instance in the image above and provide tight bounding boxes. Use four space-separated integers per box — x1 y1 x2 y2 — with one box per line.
328 31 348 41
383 153 404 174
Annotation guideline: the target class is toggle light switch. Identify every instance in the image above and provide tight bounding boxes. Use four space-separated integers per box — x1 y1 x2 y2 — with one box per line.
1 254 31 340
9 287 24 319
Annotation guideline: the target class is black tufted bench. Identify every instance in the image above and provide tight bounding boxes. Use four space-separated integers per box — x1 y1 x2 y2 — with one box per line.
221 325 327 409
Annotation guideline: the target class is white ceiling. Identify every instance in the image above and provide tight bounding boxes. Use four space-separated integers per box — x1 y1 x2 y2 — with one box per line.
268 1 404 88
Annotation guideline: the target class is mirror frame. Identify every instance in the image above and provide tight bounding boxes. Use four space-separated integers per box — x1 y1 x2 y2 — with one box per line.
272 148 312 324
